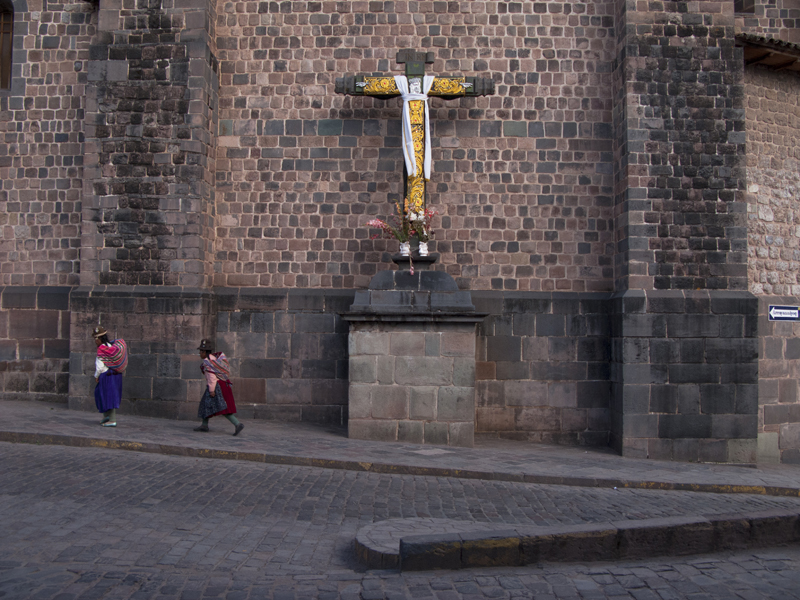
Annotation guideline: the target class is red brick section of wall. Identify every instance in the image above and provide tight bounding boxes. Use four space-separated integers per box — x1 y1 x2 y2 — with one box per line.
745 65 800 463
213 1 616 292
0 0 92 286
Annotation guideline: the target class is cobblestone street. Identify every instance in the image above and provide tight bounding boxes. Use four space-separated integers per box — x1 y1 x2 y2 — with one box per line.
3 442 800 599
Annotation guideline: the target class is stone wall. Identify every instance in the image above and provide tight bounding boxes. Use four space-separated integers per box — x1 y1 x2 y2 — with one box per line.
214 288 352 424
0 286 70 402
68 287 216 418
212 0 617 292
613 0 748 292
744 64 800 463
736 0 800 44
0 0 91 287
80 0 218 286
611 290 759 463
473 291 610 446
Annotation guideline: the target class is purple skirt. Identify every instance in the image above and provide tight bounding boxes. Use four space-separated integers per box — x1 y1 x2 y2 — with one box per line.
95 371 123 413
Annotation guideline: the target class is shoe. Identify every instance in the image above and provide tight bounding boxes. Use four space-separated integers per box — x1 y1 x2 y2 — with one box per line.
102 422 116 427
100 417 110 425
233 423 244 436
194 425 209 432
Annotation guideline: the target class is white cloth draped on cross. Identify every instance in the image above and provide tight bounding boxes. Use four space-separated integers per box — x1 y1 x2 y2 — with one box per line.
394 75 435 180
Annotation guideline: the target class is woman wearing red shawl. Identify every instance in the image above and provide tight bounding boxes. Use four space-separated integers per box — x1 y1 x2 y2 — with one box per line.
93 326 127 427
194 339 244 436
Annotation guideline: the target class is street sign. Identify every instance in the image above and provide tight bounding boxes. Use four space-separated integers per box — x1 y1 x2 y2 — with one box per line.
768 305 800 321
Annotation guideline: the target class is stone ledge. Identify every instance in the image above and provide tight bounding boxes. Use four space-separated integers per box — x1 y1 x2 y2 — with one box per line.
352 509 800 571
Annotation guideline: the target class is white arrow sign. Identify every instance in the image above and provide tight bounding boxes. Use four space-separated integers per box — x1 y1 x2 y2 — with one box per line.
769 306 800 320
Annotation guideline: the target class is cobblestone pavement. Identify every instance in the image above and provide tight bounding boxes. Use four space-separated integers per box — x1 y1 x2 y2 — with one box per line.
6 400 800 492
3 443 800 599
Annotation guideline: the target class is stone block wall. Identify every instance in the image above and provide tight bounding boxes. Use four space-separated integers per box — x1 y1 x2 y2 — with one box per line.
744 64 800 463
214 288 353 425
80 0 218 287
348 321 477 447
613 0 748 291
212 0 617 292
68 286 216 418
0 286 70 401
736 0 800 44
473 291 611 446
611 290 759 463
0 0 92 287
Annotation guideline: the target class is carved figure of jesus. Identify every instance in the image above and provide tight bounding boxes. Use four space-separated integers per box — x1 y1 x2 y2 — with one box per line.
335 50 495 220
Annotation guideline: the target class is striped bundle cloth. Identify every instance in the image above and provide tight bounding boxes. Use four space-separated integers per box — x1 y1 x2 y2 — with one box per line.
97 339 128 373
202 352 231 382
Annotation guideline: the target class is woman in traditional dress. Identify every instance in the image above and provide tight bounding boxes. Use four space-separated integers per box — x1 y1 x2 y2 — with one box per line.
194 339 244 436
93 326 127 427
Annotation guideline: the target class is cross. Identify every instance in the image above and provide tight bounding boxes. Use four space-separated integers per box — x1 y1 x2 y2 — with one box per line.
335 50 495 221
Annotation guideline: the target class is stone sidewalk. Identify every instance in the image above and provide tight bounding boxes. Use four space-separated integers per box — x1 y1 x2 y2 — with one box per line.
5 399 800 495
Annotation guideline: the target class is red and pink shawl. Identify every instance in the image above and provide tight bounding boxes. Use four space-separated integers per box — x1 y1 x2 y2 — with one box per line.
201 352 231 382
97 339 128 373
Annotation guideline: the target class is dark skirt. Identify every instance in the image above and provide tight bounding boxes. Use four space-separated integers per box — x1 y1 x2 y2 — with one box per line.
95 371 122 413
197 383 228 419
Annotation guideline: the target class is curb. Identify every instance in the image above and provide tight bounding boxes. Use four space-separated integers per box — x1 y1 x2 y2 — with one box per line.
354 509 800 571
3 430 800 498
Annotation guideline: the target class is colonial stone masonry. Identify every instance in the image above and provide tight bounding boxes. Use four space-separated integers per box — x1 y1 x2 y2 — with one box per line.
1 0 799 462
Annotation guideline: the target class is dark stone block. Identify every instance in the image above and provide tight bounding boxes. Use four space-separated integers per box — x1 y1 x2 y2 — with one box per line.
530 362 587 382
288 289 324 311
152 378 186 401
647 293 685 313
666 314 719 338
44 339 70 359
324 291 357 313
735 384 758 415
18 340 43 359
711 414 757 439
368 270 395 290
536 314 565 336
240 358 283 378
577 338 610 362
650 385 677 414
217 311 229 332
710 292 757 315
301 405 344 424
650 340 680 364
215 288 239 311
37 287 72 310
669 364 719 384
157 354 182 378
121 379 152 400
2 287 37 309
720 363 758 384
495 361 529 380
658 414 712 438
251 312 274 333
487 336 521 361
301 359 337 379
705 338 757 364
512 313 536 336
229 312 252 332
786 337 800 360
420 271 459 292
680 339 704 363
128 354 157 377
621 314 666 337
551 297 580 314
295 313 336 333
237 290 287 311
0 340 16 361
460 530 521 568
319 334 348 360
503 295 550 314
577 381 611 408
431 291 474 311
8 310 59 339
699 384 736 414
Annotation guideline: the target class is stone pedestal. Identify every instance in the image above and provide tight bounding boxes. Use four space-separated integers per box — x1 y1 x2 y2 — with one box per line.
343 255 485 447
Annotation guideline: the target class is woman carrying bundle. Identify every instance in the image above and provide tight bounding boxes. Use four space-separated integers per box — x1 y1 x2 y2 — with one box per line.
93 326 128 427
195 339 244 436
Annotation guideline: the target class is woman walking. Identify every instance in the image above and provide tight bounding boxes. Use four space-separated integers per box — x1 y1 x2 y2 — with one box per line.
93 326 127 427
195 339 244 436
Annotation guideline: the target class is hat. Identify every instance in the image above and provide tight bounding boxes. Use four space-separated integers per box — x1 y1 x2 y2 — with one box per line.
197 339 214 352
92 326 108 339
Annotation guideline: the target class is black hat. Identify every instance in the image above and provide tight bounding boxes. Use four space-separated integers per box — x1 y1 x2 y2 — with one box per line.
197 339 214 352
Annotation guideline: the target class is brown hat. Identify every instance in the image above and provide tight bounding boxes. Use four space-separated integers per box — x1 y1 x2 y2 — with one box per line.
197 339 214 352
92 326 108 339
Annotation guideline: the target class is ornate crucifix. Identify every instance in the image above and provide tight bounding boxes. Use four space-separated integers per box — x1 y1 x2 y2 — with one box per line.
335 50 495 219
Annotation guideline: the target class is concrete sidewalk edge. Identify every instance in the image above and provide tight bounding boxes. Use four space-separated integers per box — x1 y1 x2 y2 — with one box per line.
363 509 800 571
3 430 799 498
